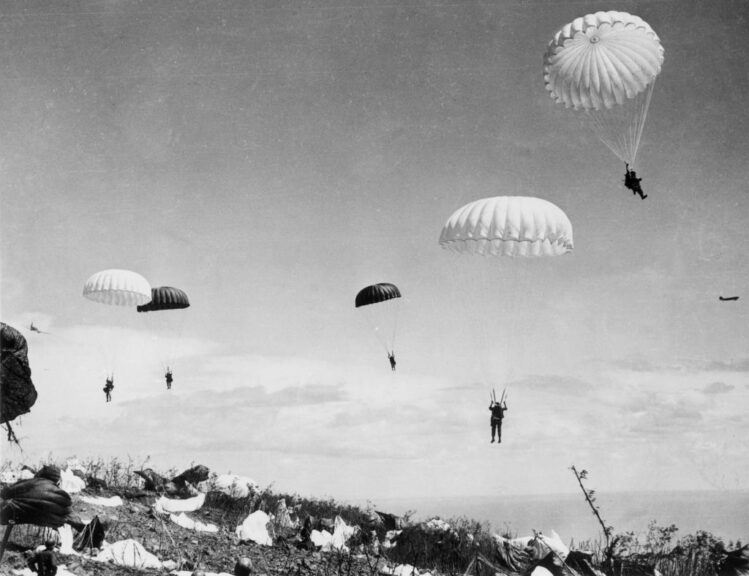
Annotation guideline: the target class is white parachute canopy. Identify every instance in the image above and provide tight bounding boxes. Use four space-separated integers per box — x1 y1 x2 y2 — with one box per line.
82 269 152 375
543 11 664 165
83 269 152 307
439 196 573 257
439 196 573 381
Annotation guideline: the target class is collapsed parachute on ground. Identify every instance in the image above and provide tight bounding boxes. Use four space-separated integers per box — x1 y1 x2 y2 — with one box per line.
1 323 38 443
137 286 190 312
439 196 574 257
543 11 664 166
0 477 72 527
355 283 402 358
83 269 152 307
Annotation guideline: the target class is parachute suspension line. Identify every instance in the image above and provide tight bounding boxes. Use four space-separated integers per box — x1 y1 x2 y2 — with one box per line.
630 81 656 167
444 251 490 380
361 305 395 356
504 262 520 383
585 83 656 166
473 256 519 384
389 300 400 355
472 257 493 380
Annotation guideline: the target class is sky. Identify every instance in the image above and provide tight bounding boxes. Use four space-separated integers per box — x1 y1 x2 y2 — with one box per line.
2 0 749 504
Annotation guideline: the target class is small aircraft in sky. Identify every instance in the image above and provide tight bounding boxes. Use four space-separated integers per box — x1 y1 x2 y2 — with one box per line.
719 296 740 302
28 322 49 334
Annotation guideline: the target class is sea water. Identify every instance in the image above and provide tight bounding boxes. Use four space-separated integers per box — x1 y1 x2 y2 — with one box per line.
366 491 749 545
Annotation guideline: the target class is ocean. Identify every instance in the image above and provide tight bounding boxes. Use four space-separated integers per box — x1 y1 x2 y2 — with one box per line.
363 491 749 545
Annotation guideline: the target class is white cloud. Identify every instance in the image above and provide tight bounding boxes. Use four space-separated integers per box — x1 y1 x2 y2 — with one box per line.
702 381 734 395
6 317 749 498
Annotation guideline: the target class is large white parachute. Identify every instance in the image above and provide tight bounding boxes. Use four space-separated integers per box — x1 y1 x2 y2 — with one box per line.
82 269 152 379
439 196 573 257
83 269 152 307
439 196 573 383
543 11 664 165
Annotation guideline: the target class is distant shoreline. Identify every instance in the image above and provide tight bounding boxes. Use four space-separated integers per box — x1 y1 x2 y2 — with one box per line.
351 489 749 544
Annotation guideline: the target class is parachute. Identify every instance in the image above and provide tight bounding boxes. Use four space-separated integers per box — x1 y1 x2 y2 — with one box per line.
439 196 573 381
137 286 190 312
439 196 573 257
543 11 664 166
355 283 401 308
137 286 191 375
355 283 402 360
0 323 38 443
83 269 152 379
83 269 152 307
0 477 72 527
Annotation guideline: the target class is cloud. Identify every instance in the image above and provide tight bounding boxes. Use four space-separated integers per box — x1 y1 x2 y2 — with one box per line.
701 358 749 372
608 357 691 373
625 399 703 437
702 381 734 395
509 374 596 395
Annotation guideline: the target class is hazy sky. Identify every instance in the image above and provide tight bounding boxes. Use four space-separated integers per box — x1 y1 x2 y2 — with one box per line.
2 0 749 503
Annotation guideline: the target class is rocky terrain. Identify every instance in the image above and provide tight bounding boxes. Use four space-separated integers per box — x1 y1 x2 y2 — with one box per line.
0 464 428 576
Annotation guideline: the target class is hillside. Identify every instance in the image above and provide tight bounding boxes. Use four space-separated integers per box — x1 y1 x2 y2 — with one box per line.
0 461 747 576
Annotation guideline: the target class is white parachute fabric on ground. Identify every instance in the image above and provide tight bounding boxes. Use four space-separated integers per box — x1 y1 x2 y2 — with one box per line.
380 564 423 576
80 495 124 507
439 197 573 257
57 524 75 555
529 530 569 561
169 512 219 533
331 515 358 551
310 529 334 550
508 535 534 548
172 572 234 576
153 492 205 514
198 474 258 498
531 567 555 576
60 468 86 494
235 510 273 546
95 539 162 569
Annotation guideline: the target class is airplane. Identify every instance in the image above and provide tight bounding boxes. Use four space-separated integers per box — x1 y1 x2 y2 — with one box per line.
29 322 49 334
719 296 740 302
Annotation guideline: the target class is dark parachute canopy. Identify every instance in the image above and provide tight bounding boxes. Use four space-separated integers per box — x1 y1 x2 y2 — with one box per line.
1 323 38 438
355 283 401 308
355 283 402 359
137 286 190 313
0 477 72 527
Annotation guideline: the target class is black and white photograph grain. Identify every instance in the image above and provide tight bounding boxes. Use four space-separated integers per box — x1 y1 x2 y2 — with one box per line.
1 1 748 575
